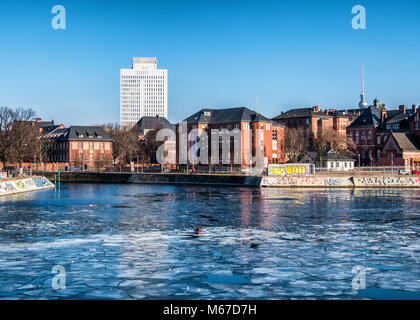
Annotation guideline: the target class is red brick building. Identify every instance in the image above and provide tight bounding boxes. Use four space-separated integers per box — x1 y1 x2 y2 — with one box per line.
176 107 285 172
273 106 360 139
41 126 113 170
348 101 420 169
347 102 384 166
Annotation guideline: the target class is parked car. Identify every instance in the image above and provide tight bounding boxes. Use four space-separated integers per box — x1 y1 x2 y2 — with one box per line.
412 170 420 175
399 169 411 175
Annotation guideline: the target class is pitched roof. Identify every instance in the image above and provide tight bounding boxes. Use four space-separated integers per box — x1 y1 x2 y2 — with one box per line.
133 116 175 135
324 149 355 161
273 108 331 119
183 107 278 125
389 132 420 152
43 126 113 142
373 109 415 133
348 106 382 128
273 107 360 121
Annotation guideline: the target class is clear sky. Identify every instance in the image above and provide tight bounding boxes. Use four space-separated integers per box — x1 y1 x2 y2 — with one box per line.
0 0 419 125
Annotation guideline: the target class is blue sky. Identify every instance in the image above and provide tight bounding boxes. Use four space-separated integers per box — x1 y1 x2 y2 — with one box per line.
0 0 419 125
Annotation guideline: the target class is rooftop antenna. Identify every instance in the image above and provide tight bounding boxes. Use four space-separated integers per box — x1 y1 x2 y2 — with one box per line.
362 64 365 96
358 64 368 109
256 96 259 115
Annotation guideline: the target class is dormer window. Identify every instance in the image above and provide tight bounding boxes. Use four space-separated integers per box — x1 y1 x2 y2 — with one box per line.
204 111 211 117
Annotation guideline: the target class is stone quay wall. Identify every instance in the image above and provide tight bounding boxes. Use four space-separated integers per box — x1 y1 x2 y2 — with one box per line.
36 171 420 188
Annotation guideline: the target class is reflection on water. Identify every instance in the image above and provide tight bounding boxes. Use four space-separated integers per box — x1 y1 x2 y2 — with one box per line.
0 184 419 299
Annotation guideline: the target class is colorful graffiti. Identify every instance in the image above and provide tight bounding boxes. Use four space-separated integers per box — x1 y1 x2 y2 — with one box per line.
268 164 314 176
262 177 353 187
32 176 53 188
0 176 54 196
0 181 18 194
353 176 420 187
261 175 420 187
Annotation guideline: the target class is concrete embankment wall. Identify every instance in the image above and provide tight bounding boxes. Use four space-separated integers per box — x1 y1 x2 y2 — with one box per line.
0 176 55 196
37 171 420 188
260 176 420 188
39 171 263 187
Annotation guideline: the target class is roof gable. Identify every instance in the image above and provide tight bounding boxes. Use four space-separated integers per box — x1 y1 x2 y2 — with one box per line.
348 106 382 128
183 107 273 124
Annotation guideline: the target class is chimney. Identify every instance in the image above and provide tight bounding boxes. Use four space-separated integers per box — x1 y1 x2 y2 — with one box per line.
52 119 54 125
313 106 319 112
399 105 406 113
381 107 387 123
412 104 417 113
156 114 160 119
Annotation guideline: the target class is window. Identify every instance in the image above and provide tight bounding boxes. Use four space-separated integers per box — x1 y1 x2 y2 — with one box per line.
377 136 381 145
272 139 278 151
355 131 360 144
377 150 381 160
306 118 310 125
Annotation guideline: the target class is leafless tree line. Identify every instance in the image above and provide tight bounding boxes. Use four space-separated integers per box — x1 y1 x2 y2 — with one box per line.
284 127 356 163
0 106 42 168
101 123 165 167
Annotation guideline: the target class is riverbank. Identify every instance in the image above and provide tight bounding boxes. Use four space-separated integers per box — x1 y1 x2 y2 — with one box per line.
35 171 420 188
0 176 55 196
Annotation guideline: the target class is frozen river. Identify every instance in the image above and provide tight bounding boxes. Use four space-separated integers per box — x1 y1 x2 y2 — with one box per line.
0 183 419 299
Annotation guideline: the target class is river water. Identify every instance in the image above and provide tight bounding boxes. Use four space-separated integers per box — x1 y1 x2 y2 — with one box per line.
0 183 419 300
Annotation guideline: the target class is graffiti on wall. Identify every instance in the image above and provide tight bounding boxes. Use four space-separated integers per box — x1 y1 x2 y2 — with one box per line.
0 176 54 195
32 177 52 188
262 177 353 187
0 181 18 194
353 176 420 187
268 164 314 176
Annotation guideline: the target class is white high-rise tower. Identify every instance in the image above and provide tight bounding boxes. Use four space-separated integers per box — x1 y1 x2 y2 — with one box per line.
120 57 168 126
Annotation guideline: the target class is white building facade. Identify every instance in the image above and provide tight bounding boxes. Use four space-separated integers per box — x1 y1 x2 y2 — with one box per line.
120 57 168 127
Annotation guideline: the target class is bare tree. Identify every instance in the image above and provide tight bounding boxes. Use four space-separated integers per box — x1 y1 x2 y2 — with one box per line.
0 106 14 167
313 130 356 163
138 125 165 164
102 123 139 166
9 108 38 168
284 127 308 163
